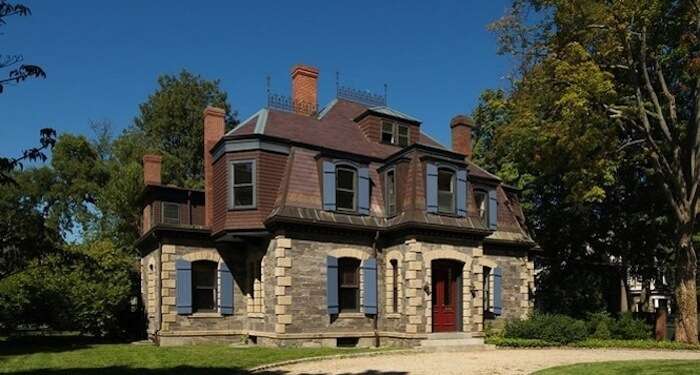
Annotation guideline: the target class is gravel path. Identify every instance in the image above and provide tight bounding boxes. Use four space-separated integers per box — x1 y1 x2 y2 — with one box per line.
258 348 700 375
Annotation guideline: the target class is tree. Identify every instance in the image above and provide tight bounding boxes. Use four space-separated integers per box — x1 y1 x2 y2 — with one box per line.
0 1 45 93
0 128 56 184
490 0 700 343
134 70 237 189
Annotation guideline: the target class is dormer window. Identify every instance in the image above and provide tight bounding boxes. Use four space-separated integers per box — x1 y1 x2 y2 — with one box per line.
381 122 394 144
381 121 410 147
475 189 488 222
336 166 357 212
437 168 455 214
230 160 256 209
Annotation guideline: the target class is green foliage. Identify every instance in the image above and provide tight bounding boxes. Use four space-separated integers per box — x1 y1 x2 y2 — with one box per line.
485 337 560 347
504 314 588 344
503 313 651 344
0 240 141 338
569 339 700 351
133 70 237 189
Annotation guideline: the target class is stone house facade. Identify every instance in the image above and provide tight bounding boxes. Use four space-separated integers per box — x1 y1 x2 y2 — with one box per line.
136 64 539 347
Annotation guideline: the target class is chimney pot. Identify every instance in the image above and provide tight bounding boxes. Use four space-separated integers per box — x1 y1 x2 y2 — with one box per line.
143 154 162 185
290 64 319 115
450 115 476 158
203 106 226 227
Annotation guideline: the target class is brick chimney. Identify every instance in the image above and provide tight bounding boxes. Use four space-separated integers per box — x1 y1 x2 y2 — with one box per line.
143 154 162 185
203 106 226 227
450 115 476 158
291 64 319 115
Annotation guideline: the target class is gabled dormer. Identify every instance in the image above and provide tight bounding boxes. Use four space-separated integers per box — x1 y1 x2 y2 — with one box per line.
354 106 421 148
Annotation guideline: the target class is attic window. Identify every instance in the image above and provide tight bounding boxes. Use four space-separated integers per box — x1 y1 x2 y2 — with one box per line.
162 202 180 224
397 125 409 147
381 122 394 144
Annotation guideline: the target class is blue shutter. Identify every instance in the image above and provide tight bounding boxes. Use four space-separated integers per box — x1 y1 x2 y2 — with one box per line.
362 258 378 315
488 188 498 230
323 161 336 211
358 167 370 215
326 256 339 314
425 163 438 213
176 259 192 315
456 169 468 217
219 261 233 315
493 266 503 315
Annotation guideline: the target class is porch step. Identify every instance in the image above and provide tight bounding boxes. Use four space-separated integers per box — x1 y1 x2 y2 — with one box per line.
419 334 494 352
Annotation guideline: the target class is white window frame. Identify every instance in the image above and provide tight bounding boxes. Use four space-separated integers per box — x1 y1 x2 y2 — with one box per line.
474 189 489 223
335 166 357 212
437 167 456 214
229 160 256 210
385 168 397 217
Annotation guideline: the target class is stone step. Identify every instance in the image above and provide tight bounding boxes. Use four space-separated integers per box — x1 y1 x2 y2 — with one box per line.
425 332 474 340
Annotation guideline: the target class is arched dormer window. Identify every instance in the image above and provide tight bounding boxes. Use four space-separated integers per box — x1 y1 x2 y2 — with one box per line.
322 160 370 215
437 168 455 214
335 165 357 212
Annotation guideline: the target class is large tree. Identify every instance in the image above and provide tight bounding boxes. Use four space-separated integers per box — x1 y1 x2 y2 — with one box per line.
490 0 700 342
134 70 237 189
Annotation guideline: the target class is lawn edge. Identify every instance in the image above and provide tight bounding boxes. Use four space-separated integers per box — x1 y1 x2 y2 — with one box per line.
248 348 414 372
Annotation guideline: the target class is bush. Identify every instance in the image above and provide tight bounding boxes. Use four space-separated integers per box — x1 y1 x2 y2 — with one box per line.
504 314 588 344
610 312 652 340
486 337 560 348
571 339 700 351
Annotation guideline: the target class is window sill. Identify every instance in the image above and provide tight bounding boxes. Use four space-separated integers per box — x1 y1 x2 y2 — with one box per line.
386 313 401 319
337 312 367 319
188 312 223 319
228 206 257 212
247 312 265 319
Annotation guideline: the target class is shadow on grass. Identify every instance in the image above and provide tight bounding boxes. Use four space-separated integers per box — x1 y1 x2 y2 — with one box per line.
0 335 126 356
1 368 409 375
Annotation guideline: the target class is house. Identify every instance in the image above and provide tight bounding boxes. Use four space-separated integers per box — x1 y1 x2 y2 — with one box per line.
136 64 538 347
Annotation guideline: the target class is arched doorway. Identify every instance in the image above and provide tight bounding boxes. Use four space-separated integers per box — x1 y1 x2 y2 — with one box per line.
431 259 463 332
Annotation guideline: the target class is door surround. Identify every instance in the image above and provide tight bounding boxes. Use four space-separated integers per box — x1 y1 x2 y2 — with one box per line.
431 259 463 332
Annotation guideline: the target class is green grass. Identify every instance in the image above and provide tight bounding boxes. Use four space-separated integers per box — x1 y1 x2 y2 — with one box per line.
535 360 700 374
0 336 377 374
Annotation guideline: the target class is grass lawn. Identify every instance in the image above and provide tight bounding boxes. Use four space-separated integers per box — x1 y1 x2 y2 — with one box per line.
0 336 378 374
535 360 700 374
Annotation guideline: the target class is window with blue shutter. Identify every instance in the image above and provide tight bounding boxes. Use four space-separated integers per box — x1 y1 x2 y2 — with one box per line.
358 167 370 215
493 266 503 315
219 261 233 315
176 259 192 315
326 256 339 314
456 169 467 217
488 188 498 230
323 161 336 211
361 258 378 315
425 163 438 213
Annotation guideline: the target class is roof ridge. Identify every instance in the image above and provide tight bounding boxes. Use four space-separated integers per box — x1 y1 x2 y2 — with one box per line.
226 108 265 136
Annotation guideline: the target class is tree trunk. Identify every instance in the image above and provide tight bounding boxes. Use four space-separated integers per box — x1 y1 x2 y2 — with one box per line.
674 227 699 344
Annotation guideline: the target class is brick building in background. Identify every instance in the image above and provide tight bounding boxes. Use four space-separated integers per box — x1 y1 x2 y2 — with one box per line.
136 64 539 347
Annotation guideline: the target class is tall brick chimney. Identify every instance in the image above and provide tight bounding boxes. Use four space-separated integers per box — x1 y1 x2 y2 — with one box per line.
291 64 319 116
143 154 162 185
203 106 226 227
450 115 476 158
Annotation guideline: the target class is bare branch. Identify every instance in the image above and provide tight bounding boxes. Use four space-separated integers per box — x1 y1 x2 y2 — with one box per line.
640 27 673 143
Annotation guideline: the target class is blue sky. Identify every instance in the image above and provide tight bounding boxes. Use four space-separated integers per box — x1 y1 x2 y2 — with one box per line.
1 0 513 160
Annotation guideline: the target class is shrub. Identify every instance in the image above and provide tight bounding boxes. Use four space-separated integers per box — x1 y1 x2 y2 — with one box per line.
504 314 588 344
486 337 560 348
610 312 652 340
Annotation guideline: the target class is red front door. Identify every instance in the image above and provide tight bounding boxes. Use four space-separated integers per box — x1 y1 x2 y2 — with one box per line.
432 260 459 332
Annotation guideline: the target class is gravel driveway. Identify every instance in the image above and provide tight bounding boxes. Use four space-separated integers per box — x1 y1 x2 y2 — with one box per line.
258 348 700 375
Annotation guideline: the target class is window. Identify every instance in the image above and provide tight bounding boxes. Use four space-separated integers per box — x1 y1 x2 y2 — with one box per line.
391 259 399 313
381 122 394 144
336 167 356 212
437 168 455 214
385 169 396 216
192 261 217 312
338 257 360 312
162 202 180 224
231 160 255 209
483 266 492 314
381 121 410 147
475 190 488 222
397 125 409 147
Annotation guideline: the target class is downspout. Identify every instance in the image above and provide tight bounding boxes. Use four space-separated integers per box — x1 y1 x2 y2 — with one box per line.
372 230 380 348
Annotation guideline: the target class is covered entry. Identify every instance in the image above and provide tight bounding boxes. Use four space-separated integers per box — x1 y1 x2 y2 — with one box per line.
431 259 463 332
